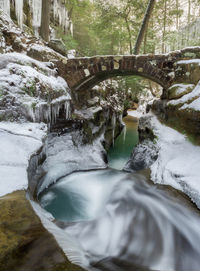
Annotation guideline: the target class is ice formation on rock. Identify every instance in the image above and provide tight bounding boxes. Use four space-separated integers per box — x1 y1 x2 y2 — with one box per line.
15 0 23 28
0 0 24 29
22 97 71 124
0 122 47 197
0 0 10 15
0 53 71 124
53 0 70 33
30 0 42 35
112 113 116 146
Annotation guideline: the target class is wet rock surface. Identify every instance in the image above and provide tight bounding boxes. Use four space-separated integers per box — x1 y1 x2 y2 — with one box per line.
124 116 158 172
151 60 200 140
124 139 158 172
0 191 84 271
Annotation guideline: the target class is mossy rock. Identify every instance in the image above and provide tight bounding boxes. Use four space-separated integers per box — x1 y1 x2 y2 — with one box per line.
0 191 84 271
48 39 67 56
168 83 194 100
174 61 200 84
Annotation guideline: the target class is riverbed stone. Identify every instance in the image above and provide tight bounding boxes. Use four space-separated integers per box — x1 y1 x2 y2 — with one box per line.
124 139 158 172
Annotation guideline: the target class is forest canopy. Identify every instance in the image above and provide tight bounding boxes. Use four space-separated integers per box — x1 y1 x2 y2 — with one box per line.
58 0 200 56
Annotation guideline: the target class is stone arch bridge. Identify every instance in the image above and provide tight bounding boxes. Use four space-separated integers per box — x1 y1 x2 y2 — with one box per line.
55 47 200 92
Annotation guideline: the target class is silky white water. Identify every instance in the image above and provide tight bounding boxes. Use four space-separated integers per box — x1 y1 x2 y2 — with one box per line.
39 115 200 271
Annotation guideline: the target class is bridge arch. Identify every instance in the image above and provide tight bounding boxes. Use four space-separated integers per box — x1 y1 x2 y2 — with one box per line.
57 55 176 91
55 48 200 92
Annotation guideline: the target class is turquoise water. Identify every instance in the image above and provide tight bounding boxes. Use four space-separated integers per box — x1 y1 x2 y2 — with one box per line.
38 113 200 271
39 113 139 222
39 169 121 222
108 114 138 170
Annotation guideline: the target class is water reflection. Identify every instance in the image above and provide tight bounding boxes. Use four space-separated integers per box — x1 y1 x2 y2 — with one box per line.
108 114 138 170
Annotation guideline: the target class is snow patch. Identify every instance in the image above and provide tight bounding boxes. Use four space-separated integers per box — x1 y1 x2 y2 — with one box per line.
147 115 200 207
168 83 194 95
38 134 107 194
168 80 200 106
176 59 200 65
181 96 200 111
0 122 47 197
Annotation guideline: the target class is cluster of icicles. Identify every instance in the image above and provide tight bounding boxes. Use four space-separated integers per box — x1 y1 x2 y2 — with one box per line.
0 0 72 34
25 99 71 124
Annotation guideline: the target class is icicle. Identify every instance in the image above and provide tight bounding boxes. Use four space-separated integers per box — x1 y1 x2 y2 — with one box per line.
0 0 10 15
53 0 70 32
69 20 73 36
15 0 23 28
48 105 51 124
51 104 57 125
31 0 42 36
24 102 36 122
64 101 71 119
112 113 116 146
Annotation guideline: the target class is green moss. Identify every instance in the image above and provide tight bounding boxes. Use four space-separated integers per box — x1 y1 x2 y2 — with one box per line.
22 80 37 97
0 191 84 271
31 102 37 109
82 123 93 143
159 116 200 146
183 52 196 58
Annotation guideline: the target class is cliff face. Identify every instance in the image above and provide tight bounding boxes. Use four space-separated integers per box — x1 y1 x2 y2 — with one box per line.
0 0 72 37
0 11 128 271
152 58 200 141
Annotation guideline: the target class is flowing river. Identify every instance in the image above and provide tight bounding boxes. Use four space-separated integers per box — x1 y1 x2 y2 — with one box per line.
39 112 200 271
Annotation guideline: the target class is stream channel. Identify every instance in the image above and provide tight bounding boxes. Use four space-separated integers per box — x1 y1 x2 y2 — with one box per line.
39 112 200 271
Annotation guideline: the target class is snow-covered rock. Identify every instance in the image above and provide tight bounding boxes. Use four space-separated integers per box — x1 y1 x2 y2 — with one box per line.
37 133 107 194
168 83 195 100
0 122 47 197
168 80 200 108
0 11 68 62
133 114 200 208
124 139 158 172
0 53 71 123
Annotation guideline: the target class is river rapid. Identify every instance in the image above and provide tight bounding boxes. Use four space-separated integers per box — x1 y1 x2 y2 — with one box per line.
39 113 200 271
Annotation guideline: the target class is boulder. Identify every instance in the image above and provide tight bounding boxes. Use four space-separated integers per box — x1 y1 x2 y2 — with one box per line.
0 191 84 271
48 39 67 56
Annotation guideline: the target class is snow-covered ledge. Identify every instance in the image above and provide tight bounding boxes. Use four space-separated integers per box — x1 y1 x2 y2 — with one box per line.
130 113 200 208
0 121 47 197
149 115 200 207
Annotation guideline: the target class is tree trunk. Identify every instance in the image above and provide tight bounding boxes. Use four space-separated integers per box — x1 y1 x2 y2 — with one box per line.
133 0 155 55
188 0 191 25
187 0 191 44
143 31 147 54
151 17 155 53
162 0 167 53
124 16 133 54
176 0 179 30
40 0 50 42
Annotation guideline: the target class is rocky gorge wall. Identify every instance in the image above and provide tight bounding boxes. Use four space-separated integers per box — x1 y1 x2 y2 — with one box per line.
0 12 127 270
151 57 200 141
